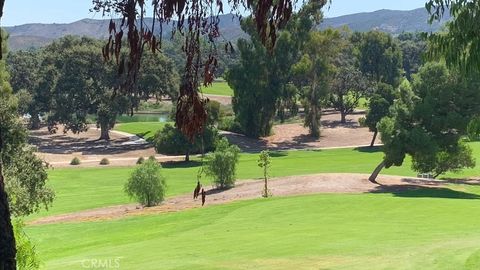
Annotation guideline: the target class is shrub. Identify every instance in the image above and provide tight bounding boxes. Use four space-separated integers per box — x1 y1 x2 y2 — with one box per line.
14 219 40 270
205 137 240 189
99 158 110 165
136 157 145 164
218 116 243 134
70 157 81 166
205 100 222 126
467 116 480 141
148 155 157 162
124 159 166 207
153 123 218 161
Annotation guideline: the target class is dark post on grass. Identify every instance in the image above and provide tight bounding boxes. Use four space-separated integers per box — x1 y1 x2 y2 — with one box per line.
258 150 272 198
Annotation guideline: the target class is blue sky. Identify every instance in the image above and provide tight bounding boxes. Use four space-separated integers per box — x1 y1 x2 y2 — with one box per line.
2 0 427 26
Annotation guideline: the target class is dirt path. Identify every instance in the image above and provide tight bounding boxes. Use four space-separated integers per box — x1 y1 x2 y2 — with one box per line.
29 173 456 226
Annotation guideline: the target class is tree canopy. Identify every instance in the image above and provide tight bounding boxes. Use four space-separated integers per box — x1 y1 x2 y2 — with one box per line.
426 0 480 74
370 62 480 182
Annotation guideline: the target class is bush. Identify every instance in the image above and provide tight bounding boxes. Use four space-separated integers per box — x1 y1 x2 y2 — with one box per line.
70 157 81 166
14 219 40 270
148 155 157 162
218 116 243 134
205 100 222 126
153 123 218 161
99 158 110 165
467 116 480 141
136 157 145 164
124 159 166 207
205 138 240 189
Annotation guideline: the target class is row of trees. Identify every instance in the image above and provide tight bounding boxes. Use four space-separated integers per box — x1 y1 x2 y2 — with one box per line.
225 5 480 182
7 36 179 140
226 4 425 141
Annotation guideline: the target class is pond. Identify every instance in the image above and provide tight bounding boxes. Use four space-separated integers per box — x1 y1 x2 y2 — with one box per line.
116 113 170 123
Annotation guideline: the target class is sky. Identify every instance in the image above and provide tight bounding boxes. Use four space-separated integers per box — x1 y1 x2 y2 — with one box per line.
2 0 428 26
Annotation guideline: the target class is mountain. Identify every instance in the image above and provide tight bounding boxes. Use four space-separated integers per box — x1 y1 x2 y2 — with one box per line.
321 8 450 33
5 8 449 51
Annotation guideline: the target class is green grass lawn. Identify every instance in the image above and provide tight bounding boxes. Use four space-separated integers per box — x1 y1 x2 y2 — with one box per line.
30 143 480 219
201 81 234 96
114 122 171 141
27 187 480 269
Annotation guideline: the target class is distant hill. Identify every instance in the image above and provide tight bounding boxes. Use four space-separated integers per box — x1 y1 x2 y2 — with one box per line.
321 7 450 34
5 8 449 51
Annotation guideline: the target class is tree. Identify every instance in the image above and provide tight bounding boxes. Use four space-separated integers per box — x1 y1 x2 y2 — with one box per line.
124 159 167 207
0 77 19 270
13 219 40 270
363 83 396 147
358 31 403 86
44 36 127 140
467 116 480 141
258 150 272 198
330 66 369 123
397 32 426 81
205 138 241 189
153 124 218 161
226 18 291 138
227 4 321 137
293 29 343 137
4 145 54 217
426 0 480 74
138 51 180 102
154 100 220 161
369 63 480 182
6 49 45 129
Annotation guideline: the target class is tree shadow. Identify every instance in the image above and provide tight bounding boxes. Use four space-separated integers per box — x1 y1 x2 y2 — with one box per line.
161 160 203 169
135 131 151 138
353 146 382 153
370 185 480 200
269 151 289 157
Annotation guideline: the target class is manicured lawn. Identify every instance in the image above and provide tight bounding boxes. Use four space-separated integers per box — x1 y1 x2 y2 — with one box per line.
28 188 480 269
30 143 480 219
114 122 171 141
201 81 233 96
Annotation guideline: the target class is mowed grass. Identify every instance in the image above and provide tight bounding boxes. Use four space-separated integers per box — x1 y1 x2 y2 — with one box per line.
114 122 171 141
28 187 480 269
201 81 233 96
30 143 480 219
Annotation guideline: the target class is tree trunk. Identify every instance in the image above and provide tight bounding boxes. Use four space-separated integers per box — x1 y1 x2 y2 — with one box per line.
340 111 346 124
370 130 378 147
185 149 190 162
0 155 17 269
30 113 41 130
99 123 110 141
369 160 385 184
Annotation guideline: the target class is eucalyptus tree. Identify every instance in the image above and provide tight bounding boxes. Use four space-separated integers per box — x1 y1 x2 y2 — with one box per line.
293 29 343 137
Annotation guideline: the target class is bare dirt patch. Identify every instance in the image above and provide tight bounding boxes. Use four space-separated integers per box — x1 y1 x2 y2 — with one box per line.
29 125 163 167
204 94 232 105
30 110 378 166
224 110 380 152
29 173 467 226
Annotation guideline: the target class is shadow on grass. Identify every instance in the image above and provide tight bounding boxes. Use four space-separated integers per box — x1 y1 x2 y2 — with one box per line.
135 131 151 138
269 151 289 158
161 160 203 169
371 185 480 199
354 146 382 153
